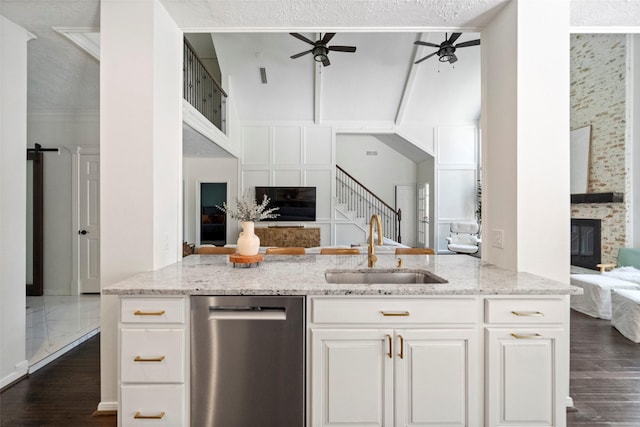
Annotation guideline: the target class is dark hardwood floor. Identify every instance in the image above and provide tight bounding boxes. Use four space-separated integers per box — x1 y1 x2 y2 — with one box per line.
568 310 640 426
1 311 639 426
0 334 116 427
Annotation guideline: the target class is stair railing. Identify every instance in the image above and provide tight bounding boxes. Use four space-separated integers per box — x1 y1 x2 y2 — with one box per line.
183 39 227 133
336 165 402 243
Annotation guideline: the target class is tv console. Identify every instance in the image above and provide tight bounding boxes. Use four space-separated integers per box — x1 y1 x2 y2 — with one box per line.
255 226 320 248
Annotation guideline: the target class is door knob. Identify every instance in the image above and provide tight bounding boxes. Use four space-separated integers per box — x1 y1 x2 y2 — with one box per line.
79 230 88 235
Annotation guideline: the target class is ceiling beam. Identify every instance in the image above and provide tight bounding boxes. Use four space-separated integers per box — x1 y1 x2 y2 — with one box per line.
314 32 322 124
395 32 435 126
314 61 322 124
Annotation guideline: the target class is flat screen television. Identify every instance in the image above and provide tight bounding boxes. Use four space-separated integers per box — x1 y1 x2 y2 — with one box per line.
255 186 316 222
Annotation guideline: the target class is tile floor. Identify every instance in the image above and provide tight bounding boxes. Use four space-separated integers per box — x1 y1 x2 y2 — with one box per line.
26 294 101 373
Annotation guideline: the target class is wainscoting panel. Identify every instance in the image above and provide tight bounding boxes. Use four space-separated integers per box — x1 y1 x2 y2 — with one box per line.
274 127 302 165
242 126 270 164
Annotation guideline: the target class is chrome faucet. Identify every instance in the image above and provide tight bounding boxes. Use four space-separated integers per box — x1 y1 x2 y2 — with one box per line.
368 214 383 268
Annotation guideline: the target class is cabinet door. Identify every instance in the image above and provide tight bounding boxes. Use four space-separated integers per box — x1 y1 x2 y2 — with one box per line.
395 329 480 427
311 329 394 427
486 328 564 427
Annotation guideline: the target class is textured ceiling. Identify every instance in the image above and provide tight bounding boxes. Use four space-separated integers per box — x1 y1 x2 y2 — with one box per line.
1 0 638 116
161 0 509 30
1 0 100 112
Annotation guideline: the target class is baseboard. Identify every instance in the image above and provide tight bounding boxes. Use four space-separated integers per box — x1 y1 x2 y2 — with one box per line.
0 359 29 390
97 401 118 412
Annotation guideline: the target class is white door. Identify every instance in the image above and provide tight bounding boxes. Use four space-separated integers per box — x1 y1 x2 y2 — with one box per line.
395 329 479 427
311 328 394 427
79 154 100 293
417 183 430 248
486 328 564 426
395 185 416 246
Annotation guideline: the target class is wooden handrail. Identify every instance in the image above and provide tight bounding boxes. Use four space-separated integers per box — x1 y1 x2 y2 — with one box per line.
336 165 397 214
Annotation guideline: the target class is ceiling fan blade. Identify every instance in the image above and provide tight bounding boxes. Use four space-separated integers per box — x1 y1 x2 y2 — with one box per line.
322 56 331 67
321 33 336 44
290 50 312 59
448 54 458 64
414 40 441 48
455 39 480 48
414 51 438 64
290 32 315 45
328 46 356 53
448 33 462 44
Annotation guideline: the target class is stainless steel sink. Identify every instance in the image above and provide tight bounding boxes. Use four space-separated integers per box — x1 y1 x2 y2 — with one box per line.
325 269 448 284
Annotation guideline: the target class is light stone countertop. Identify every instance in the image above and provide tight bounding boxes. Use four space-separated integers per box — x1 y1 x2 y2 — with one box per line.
102 253 582 296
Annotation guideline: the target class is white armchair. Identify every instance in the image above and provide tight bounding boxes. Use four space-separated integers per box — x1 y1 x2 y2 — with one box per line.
446 222 481 254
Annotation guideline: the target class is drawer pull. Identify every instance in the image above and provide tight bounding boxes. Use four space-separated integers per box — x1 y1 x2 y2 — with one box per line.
386 334 393 359
134 310 166 316
134 411 165 419
398 335 404 359
511 311 544 317
380 310 410 317
134 355 166 362
510 333 543 339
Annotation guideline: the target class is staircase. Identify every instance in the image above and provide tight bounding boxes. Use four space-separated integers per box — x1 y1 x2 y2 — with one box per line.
335 165 401 243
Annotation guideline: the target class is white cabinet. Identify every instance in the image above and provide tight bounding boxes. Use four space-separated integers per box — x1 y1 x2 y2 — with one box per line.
395 329 479 427
309 297 480 427
118 297 187 427
485 297 568 427
311 329 394 427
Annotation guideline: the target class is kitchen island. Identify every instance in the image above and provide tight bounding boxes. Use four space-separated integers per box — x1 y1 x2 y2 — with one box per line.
104 254 580 427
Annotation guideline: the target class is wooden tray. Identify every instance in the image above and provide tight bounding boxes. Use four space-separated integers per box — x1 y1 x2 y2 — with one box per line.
229 253 264 267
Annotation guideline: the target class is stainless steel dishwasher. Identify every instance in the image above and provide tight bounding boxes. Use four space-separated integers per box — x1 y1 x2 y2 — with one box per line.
191 296 305 426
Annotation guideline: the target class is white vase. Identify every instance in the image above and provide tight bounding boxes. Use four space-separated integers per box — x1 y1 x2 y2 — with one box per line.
237 221 260 256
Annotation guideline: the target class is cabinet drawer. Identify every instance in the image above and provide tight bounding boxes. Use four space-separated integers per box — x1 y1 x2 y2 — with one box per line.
121 297 185 324
311 297 478 324
121 385 184 427
121 329 184 383
485 298 566 324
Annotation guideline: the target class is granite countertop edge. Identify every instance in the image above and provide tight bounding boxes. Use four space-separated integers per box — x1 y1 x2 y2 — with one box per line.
101 254 582 297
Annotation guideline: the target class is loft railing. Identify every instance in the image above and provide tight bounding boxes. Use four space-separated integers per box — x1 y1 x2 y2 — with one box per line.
183 39 227 133
336 165 402 243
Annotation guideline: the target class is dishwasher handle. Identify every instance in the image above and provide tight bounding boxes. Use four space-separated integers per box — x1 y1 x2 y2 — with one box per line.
208 306 287 320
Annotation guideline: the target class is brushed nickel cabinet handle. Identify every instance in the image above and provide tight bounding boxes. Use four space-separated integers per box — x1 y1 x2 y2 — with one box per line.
380 310 410 317
134 310 166 316
134 355 166 362
386 334 393 359
398 335 404 359
510 333 543 339
511 311 544 317
134 411 165 419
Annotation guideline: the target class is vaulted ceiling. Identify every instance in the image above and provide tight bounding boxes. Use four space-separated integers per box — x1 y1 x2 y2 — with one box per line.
1 0 638 147
211 31 482 124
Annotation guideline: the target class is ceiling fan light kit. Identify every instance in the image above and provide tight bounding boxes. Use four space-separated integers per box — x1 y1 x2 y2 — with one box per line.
290 32 356 67
414 32 480 65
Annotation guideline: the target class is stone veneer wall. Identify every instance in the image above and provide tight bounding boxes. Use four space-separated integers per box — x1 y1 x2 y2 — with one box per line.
570 34 627 265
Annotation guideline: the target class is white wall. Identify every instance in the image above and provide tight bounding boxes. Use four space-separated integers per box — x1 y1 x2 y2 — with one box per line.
336 134 417 206
0 15 34 389
483 0 570 282
27 112 100 295
183 157 239 244
434 125 478 252
417 156 435 248
240 123 334 245
100 0 182 410
634 35 640 248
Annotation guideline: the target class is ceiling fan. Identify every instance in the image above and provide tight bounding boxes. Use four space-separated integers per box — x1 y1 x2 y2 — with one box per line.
414 33 480 65
289 33 356 67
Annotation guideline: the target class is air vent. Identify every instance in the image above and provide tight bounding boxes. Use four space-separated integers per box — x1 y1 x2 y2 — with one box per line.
259 67 267 84
366 151 378 156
